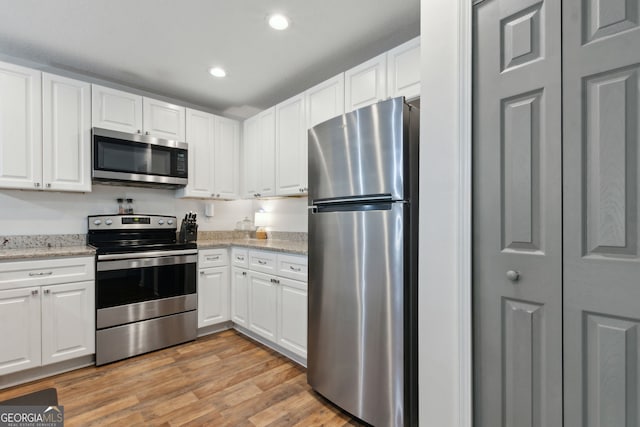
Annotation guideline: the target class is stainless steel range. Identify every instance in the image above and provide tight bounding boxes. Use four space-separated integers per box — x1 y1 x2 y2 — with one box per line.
88 214 197 366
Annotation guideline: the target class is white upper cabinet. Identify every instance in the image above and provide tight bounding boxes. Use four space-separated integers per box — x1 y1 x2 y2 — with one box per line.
0 61 42 190
177 109 240 199
42 73 91 192
92 85 186 140
386 36 421 100
91 84 143 134
305 73 345 130
177 108 215 198
243 108 276 198
275 93 307 196
344 53 387 112
214 116 240 199
143 97 186 141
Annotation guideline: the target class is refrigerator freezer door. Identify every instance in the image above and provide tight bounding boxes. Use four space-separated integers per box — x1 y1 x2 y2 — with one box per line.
308 202 407 426
308 97 409 203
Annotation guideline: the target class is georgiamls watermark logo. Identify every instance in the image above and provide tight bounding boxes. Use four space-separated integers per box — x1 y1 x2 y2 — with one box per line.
0 405 64 427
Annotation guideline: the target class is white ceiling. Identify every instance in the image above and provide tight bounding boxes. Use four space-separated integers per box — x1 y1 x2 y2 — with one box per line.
0 0 420 118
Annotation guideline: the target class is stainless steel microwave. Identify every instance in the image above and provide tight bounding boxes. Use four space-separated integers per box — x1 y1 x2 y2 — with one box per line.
92 128 188 188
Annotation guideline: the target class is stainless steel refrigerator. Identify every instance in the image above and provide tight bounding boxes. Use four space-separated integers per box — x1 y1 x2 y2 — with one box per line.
307 97 419 427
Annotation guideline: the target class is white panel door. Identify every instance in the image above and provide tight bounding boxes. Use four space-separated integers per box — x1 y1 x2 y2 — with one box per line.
213 116 239 199
258 108 276 197
305 73 345 129
243 114 260 198
0 61 42 190
198 266 230 328
276 94 306 196
387 36 421 100
277 277 307 358
143 97 186 141
344 53 387 112
0 287 41 375
177 108 214 198
248 271 277 342
231 267 249 328
41 281 94 365
42 73 91 192
91 84 142 134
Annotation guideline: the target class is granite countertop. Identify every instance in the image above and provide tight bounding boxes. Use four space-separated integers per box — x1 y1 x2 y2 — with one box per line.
0 245 96 261
198 238 308 255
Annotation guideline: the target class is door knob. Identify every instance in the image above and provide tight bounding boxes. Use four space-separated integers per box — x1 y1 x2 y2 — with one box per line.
506 270 520 282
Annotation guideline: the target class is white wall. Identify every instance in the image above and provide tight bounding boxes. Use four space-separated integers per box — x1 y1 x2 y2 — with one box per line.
0 186 309 235
419 0 471 426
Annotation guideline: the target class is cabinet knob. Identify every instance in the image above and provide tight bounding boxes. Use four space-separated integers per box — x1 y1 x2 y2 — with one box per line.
34 182 40 188
46 183 51 188
31 289 38 296
44 289 50 294
506 270 520 282
137 129 141 134
145 131 150 135
242 271 247 276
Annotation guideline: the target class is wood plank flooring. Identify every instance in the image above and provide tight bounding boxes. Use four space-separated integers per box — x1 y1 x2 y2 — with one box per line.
0 330 366 426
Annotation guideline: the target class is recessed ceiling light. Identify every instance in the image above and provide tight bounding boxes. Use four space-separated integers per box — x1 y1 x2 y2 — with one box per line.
208 67 226 78
268 14 290 30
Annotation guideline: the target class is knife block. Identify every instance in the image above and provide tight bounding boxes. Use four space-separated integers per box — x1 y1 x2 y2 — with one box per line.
178 220 198 243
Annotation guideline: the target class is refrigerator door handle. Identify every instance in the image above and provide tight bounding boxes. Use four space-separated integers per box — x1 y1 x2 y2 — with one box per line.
312 194 394 206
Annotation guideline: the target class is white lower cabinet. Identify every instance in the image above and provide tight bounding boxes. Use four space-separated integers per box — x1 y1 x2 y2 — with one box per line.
0 286 42 375
231 267 249 328
197 249 230 328
41 281 95 365
233 248 308 361
277 277 308 358
0 256 95 377
248 271 278 341
198 266 229 328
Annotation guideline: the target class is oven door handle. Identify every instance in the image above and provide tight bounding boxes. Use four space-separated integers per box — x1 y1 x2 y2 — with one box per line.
97 249 198 261
97 254 198 272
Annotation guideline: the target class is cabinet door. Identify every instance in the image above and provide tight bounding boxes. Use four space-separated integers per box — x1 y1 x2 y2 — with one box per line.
344 53 387 112
41 281 95 365
42 73 91 192
277 277 307 358
258 108 276 196
177 109 214 198
198 266 230 328
248 271 277 341
243 114 260 197
0 61 42 190
91 84 143 134
0 287 41 375
143 97 186 141
305 74 345 130
231 267 249 328
213 116 239 199
276 94 306 195
386 36 420 100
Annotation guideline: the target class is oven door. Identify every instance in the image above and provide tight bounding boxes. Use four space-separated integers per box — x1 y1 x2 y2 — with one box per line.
96 250 197 329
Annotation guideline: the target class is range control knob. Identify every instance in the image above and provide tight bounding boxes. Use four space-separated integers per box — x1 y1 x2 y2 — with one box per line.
158 219 165 225
105 219 113 226
93 219 102 226
167 219 174 225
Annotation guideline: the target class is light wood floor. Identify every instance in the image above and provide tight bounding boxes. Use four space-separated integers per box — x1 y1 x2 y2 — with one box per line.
0 330 366 426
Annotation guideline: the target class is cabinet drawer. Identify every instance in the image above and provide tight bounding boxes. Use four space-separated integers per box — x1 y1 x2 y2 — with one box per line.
0 256 94 291
249 250 276 274
198 248 228 269
231 247 249 268
276 253 308 282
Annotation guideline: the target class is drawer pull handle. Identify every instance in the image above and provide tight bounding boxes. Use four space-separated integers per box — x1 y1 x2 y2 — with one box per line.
206 256 220 261
257 260 267 265
29 271 53 277
289 266 302 272
236 256 245 261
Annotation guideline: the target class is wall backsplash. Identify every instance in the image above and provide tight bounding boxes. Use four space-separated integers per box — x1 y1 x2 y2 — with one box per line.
0 185 308 236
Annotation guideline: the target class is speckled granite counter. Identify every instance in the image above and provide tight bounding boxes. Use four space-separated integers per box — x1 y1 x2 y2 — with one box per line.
197 238 307 255
0 245 96 261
